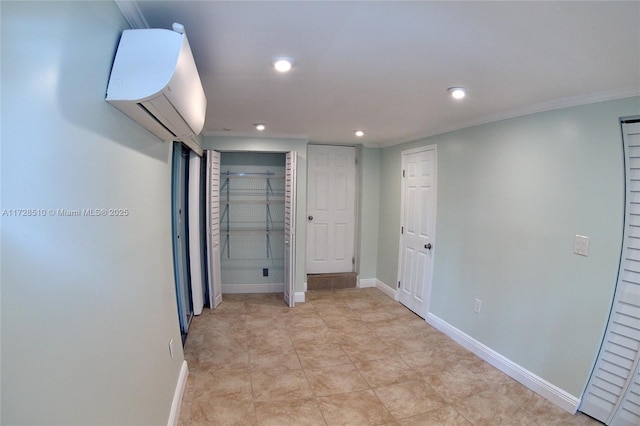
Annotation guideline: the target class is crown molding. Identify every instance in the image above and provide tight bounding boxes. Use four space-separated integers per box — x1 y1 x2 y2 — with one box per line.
204 131 310 142
115 1 149 29
377 87 640 147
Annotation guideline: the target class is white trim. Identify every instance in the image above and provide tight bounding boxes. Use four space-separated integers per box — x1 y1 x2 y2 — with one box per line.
205 130 310 141
167 361 188 426
426 313 581 414
222 283 284 294
358 278 377 288
374 279 397 300
377 88 640 148
217 283 303 302
114 0 149 29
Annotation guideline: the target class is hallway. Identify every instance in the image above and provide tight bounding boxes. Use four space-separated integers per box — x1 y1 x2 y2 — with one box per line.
178 288 599 425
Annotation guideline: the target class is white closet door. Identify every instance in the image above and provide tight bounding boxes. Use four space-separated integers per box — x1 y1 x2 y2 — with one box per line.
284 151 297 307
206 150 222 309
611 367 640 425
581 121 640 425
188 152 204 315
306 145 356 273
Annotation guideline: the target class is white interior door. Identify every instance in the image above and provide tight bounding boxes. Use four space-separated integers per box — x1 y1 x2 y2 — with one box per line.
581 121 640 425
306 145 356 274
398 146 437 319
284 151 297 307
206 150 222 309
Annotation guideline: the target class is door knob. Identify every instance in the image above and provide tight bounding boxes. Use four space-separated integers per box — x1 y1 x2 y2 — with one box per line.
308 215 313 221
424 243 432 250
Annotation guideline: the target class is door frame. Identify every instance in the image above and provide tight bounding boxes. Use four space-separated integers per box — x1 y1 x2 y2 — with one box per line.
396 144 438 318
188 151 206 315
171 142 193 341
205 150 298 306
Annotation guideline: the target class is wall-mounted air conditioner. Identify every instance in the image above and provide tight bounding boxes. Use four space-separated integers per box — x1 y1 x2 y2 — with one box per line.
106 23 206 142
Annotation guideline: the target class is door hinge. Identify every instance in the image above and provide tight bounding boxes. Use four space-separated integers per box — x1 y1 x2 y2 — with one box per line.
352 257 355 265
398 281 401 288
401 226 404 234
402 169 405 178
355 157 359 165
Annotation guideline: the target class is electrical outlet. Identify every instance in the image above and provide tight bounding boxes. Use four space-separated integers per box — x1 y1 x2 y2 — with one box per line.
474 299 482 314
263 268 269 277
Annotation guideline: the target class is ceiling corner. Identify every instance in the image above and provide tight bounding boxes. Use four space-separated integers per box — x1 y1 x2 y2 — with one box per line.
115 1 149 29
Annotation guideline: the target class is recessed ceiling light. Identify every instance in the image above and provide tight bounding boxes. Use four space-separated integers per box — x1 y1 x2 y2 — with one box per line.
255 123 266 131
354 130 365 137
273 58 294 73
448 87 467 99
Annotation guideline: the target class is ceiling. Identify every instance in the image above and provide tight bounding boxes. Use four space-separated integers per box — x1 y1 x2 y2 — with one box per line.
122 1 639 147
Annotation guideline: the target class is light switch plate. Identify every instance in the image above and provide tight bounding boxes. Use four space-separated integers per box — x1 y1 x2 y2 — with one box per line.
574 235 590 256
474 299 482 314
168 339 175 360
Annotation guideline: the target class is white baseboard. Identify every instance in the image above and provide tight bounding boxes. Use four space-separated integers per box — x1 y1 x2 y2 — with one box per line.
295 291 305 303
167 360 189 426
222 283 284 294
358 278 377 288
426 313 580 414
374 279 397 300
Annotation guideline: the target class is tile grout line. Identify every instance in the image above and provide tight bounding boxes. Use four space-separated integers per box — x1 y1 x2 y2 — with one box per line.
180 289 598 426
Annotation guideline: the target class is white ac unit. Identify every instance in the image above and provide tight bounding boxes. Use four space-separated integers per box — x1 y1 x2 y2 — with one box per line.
106 23 206 142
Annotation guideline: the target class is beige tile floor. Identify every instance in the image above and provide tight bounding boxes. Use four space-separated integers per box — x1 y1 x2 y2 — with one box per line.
178 288 601 426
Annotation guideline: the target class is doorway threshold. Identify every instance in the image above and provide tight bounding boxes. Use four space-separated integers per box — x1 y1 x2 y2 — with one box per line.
307 272 357 291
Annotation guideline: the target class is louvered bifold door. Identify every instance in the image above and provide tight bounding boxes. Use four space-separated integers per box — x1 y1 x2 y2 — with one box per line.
580 121 640 425
206 150 222 309
284 151 297 308
611 367 640 425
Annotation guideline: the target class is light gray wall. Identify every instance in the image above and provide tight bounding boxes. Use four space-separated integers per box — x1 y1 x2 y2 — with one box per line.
358 147 381 279
1 2 184 424
377 97 640 397
221 152 286 167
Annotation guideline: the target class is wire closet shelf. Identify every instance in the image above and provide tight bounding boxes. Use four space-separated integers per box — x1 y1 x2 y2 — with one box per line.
220 171 285 261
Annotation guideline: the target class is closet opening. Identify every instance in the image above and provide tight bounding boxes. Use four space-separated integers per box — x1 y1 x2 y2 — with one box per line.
219 152 287 295
171 142 194 343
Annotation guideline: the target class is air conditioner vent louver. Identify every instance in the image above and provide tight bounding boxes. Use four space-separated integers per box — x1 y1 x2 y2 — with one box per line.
136 103 177 138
